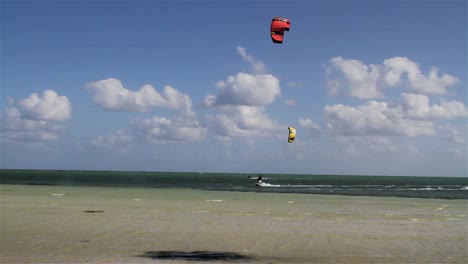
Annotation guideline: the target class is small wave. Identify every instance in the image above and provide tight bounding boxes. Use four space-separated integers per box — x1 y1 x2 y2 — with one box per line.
409 188 438 191
282 184 333 188
407 187 465 191
265 183 467 192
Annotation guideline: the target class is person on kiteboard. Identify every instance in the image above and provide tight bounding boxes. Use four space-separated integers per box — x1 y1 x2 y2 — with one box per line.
248 175 263 184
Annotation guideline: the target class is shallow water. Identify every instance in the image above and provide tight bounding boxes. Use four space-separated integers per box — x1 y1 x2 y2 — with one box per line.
1 184 467 263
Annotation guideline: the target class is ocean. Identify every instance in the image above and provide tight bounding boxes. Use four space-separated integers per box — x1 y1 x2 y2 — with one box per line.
0 169 467 199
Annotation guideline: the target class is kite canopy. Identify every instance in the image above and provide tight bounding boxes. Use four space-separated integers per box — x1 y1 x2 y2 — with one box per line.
288 127 296 143
271 16 290 44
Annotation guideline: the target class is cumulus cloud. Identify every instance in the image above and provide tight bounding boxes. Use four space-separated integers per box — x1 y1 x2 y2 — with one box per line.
86 78 194 116
210 114 252 138
17 89 72 121
207 105 283 144
2 107 64 141
237 46 266 74
383 57 458 94
401 93 467 119
209 106 279 139
326 57 458 98
324 101 435 137
202 47 282 141
1 90 70 141
131 116 207 143
328 57 383 99
203 47 281 108
203 72 280 107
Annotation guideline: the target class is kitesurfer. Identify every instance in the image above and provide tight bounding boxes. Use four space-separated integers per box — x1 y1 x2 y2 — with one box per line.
257 175 263 184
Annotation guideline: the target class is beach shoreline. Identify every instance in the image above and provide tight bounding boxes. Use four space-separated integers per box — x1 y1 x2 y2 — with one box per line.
1 184 467 263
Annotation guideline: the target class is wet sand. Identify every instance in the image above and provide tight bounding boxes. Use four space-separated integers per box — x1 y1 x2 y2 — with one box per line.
1 184 467 263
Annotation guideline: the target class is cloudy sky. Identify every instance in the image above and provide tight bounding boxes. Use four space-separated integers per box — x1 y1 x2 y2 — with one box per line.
1 1 466 177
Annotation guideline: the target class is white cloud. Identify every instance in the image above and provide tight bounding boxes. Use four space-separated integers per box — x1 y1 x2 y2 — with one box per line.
237 46 266 74
234 106 277 131
208 106 279 139
401 93 467 119
383 57 458 94
86 78 194 116
2 105 64 141
202 47 282 141
1 90 70 142
328 57 383 99
17 89 72 121
326 57 459 98
202 72 280 107
324 101 435 137
131 116 207 143
203 47 281 108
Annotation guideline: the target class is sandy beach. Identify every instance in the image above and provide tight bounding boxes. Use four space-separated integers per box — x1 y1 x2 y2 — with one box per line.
1 184 467 263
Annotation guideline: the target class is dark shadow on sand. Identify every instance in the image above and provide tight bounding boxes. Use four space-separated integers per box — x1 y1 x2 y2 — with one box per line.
83 210 104 213
138 251 255 262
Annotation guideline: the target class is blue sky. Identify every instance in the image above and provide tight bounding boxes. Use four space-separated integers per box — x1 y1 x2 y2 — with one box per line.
1 1 467 176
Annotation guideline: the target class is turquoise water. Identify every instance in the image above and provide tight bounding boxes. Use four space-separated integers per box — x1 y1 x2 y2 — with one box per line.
1 169 467 199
